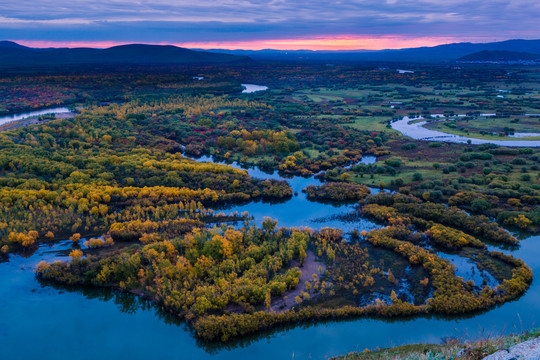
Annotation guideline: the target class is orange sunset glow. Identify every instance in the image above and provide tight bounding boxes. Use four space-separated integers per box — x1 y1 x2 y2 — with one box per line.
15 35 468 51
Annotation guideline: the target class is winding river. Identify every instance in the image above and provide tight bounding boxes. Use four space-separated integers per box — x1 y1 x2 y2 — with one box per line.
1 106 540 360
392 115 540 147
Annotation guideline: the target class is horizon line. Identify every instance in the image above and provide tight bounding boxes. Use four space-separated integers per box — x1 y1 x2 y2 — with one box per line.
5 36 525 52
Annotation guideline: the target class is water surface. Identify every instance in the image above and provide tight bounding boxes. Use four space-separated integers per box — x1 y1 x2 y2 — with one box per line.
242 84 269 93
509 132 540 138
2 235 538 360
0 107 71 126
391 115 540 147
192 154 380 231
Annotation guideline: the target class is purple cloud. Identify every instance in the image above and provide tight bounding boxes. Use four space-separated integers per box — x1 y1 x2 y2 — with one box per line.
0 0 538 47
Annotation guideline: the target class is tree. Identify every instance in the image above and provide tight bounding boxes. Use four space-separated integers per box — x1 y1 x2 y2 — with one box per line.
69 249 83 258
70 233 81 243
262 217 278 233
265 290 271 310
509 215 532 229
299 247 307 266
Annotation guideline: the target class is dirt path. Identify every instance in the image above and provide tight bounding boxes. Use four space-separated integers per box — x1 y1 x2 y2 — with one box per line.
270 250 326 312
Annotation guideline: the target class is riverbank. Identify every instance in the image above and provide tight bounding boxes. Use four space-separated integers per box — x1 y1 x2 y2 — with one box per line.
333 328 540 360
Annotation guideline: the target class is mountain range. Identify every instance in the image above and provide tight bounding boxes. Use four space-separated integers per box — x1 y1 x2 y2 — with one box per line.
457 50 540 62
1 39 540 67
205 39 540 63
0 41 251 67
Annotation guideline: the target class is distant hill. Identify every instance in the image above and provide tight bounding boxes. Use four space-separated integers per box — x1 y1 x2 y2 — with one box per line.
458 50 540 62
0 42 251 68
206 39 540 63
370 39 540 63
0 41 29 49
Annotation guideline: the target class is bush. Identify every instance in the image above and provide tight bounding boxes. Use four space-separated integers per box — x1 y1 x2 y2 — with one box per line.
401 143 417 150
471 199 492 212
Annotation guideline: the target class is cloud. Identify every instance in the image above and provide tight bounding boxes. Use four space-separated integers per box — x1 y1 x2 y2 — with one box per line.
0 16 93 25
0 0 538 49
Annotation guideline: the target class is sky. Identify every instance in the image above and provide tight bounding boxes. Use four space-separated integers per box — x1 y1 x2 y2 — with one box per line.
0 0 539 50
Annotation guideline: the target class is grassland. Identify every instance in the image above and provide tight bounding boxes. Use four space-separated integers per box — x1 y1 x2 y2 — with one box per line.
343 116 397 133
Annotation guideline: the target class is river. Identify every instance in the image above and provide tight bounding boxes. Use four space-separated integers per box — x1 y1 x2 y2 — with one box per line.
191 154 380 232
0 107 72 127
242 84 269 93
1 106 539 360
391 115 540 147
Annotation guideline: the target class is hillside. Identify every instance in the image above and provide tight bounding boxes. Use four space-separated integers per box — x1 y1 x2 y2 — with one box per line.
459 50 540 62
0 42 251 67
0 40 29 49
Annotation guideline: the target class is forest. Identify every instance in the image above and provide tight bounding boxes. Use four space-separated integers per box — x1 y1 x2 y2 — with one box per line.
0 62 537 342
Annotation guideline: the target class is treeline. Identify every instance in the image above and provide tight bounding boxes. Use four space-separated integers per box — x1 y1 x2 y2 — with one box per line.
0 68 245 116
304 182 371 202
363 193 518 245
